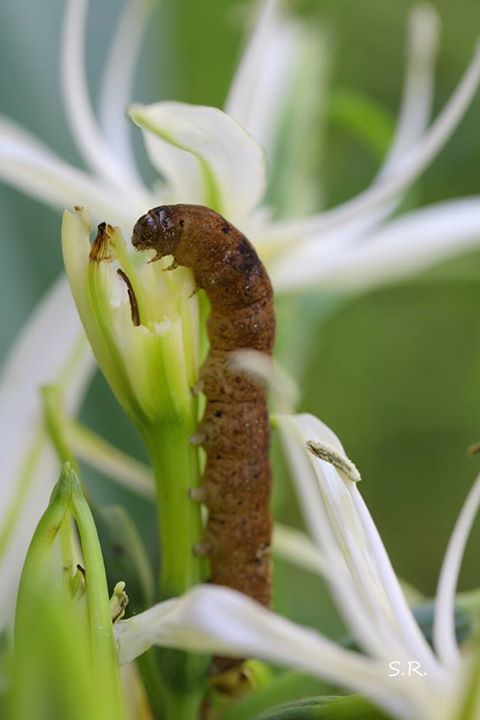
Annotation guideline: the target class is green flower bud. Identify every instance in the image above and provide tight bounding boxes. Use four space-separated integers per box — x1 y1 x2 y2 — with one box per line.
10 463 126 720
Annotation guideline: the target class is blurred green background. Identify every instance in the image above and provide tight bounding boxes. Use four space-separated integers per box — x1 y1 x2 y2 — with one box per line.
1 0 480 640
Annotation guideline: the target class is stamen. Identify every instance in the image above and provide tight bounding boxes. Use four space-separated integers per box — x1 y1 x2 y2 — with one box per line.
110 580 129 623
306 439 361 483
89 222 113 262
117 268 141 327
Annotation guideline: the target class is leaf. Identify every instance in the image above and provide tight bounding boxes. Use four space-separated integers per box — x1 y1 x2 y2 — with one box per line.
253 694 389 720
219 671 332 720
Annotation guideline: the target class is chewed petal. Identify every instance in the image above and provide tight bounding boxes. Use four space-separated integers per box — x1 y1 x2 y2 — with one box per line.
0 277 93 633
114 585 415 719
269 197 480 291
129 102 266 225
0 117 143 231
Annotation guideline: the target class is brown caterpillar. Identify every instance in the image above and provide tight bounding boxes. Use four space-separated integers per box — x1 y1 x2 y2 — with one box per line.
132 204 275 616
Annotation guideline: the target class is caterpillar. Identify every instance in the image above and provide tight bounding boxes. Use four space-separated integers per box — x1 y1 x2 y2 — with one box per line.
132 205 275 620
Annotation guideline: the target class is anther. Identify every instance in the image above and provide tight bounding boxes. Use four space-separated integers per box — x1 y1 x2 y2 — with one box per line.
306 440 361 483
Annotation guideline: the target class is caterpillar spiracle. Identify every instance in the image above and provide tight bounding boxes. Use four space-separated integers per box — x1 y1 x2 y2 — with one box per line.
132 204 275 616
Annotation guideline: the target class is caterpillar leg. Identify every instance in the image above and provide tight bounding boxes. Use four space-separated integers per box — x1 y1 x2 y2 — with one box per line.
188 432 207 446
191 378 204 396
193 541 212 558
188 486 208 502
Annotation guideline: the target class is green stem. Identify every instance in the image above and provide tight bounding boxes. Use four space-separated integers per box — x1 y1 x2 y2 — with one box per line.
144 418 209 719
145 418 206 597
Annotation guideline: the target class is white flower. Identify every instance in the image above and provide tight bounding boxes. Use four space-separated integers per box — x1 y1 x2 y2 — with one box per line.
2 1 480 289
1 0 480 634
115 412 480 720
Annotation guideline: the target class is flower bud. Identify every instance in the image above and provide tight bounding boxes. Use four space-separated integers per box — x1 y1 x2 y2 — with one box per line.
62 207 200 433
11 463 126 720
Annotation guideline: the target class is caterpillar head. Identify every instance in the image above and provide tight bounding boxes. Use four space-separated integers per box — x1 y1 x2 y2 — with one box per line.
132 206 184 260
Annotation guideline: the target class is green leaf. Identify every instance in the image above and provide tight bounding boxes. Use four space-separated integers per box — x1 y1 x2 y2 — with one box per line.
220 672 333 720
253 694 389 720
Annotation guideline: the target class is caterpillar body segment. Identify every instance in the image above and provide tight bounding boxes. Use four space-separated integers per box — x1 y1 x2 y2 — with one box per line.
132 204 275 610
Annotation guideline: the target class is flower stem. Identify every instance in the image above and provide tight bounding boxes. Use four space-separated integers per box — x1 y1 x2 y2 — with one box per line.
145 418 206 597
144 418 209 718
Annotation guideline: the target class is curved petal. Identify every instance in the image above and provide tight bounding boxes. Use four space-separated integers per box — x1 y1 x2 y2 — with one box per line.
258 4 439 262
115 585 416 720
225 0 278 130
0 117 145 230
380 3 439 174
129 102 266 225
433 472 480 669
265 40 480 243
99 0 151 178
61 0 146 197
274 413 440 679
225 0 315 158
269 198 480 291
0 277 93 633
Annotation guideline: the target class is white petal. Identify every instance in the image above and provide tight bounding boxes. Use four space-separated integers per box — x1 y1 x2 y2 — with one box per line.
275 413 440 678
225 0 278 132
61 0 149 204
270 198 480 291
275 414 403 660
225 0 312 158
265 40 480 242
129 102 266 225
380 3 439 173
0 277 93 633
0 117 143 230
115 585 415 720
257 6 439 265
99 0 151 178
273 524 425 608
433 472 480 669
